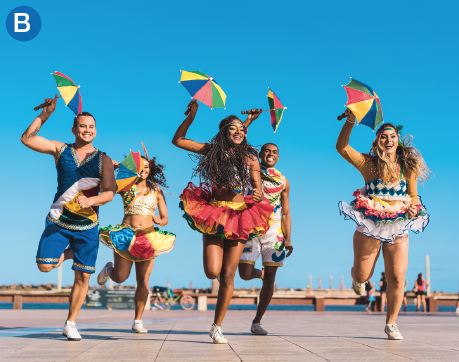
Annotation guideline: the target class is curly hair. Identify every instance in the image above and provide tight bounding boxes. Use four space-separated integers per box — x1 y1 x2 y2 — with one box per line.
140 155 168 189
367 123 432 184
191 115 258 191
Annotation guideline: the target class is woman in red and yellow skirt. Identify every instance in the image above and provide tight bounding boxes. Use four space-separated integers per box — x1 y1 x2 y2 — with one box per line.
173 100 273 344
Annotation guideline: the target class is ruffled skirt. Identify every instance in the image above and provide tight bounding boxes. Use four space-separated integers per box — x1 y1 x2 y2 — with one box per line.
339 189 429 244
99 224 175 261
179 182 274 241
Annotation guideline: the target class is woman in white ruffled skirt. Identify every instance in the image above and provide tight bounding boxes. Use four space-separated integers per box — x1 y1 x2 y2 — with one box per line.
337 109 431 340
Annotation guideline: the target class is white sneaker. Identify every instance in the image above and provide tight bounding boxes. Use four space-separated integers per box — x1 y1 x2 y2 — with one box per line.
97 262 114 286
132 320 148 334
62 321 81 341
250 322 268 335
384 324 403 340
352 279 366 296
209 323 227 344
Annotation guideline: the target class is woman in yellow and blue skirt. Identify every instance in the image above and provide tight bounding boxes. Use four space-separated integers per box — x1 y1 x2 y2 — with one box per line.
97 147 175 334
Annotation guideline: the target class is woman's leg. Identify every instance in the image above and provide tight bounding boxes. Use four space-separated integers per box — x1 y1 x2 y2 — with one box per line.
422 294 427 312
382 236 409 324
213 239 246 327
381 292 386 312
108 252 133 284
134 259 155 320
352 231 382 283
416 294 421 311
203 235 224 279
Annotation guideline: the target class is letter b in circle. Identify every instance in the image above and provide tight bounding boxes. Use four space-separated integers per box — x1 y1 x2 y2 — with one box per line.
6 6 41 41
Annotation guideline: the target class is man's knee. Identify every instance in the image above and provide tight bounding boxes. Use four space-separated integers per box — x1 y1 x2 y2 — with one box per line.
74 270 92 284
263 267 278 285
37 263 55 273
238 264 254 281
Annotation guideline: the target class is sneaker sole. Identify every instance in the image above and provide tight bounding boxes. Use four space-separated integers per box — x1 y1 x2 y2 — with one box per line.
212 339 227 344
62 333 81 341
132 329 148 334
251 330 268 335
387 335 403 340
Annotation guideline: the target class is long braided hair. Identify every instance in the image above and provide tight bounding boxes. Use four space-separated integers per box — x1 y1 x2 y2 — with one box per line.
192 115 258 191
367 123 432 184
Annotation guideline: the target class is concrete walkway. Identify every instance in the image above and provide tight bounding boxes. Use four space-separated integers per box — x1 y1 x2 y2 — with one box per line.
0 310 458 361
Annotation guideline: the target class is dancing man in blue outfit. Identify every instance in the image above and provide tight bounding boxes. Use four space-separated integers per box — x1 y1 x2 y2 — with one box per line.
21 95 116 341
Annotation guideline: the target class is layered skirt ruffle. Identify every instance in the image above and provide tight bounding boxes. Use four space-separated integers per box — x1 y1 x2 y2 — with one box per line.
99 224 175 261
339 189 429 244
179 182 274 241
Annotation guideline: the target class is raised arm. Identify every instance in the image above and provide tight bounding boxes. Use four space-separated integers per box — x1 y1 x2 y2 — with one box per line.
281 177 293 257
336 109 365 170
248 155 263 203
76 155 116 208
20 95 63 158
154 188 169 227
172 100 208 154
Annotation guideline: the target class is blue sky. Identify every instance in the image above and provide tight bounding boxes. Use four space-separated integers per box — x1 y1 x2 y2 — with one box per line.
1 0 458 292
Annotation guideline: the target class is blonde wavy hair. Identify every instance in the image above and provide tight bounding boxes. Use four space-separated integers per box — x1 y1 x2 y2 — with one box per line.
367 123 432 184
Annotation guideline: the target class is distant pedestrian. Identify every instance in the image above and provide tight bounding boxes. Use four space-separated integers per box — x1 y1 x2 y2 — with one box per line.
380 272 387 312
365 279 376 312
414 273 429 312
402 277 408 312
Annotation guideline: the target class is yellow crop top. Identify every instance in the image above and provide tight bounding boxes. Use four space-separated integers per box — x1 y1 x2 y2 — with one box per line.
124 186 158 217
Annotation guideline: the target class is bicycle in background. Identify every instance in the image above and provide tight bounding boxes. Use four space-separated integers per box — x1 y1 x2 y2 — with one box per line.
151 286 195 311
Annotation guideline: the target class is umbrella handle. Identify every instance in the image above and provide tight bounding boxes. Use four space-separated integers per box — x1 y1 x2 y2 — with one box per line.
34 96 62 111
337 111 348 121
241 109 269 115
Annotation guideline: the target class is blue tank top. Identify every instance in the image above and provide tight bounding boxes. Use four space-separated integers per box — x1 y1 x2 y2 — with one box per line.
47 143 104 231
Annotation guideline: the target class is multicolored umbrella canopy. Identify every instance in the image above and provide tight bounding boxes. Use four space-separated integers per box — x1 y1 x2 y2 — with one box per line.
268 88 286 133
52 72 82 115
116 151 144 192
343 78 383 130
179 70 226 109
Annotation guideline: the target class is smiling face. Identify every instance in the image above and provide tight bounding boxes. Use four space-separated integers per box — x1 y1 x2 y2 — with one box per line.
139 159 150 181
227 120 245 145
379 129 399 157
260 144 279 168
72 115 97 144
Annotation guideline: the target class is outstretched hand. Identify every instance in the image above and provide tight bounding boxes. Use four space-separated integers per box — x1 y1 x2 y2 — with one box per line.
344 108 356 123
185 99 199 118
247 108 263 121
42 94 58 116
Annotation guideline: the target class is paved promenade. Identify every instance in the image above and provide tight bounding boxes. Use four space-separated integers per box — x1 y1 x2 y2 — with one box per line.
0 310 458 361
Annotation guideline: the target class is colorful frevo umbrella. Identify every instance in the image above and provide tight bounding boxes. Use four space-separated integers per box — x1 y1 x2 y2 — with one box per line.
179 70 226 110
343 78 383 130
116 151 144 192
52 72 82 115
268 88 286 133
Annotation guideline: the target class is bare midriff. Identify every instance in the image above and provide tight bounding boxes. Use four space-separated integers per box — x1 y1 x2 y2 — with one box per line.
122 215 155 229
211 189 245 203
